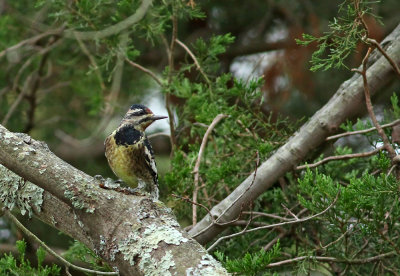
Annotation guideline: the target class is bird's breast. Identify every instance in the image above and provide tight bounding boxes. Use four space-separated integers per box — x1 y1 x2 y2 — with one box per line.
105 133 143 186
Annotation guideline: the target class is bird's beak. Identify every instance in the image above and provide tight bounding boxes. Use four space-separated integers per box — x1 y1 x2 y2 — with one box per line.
151 115 168 121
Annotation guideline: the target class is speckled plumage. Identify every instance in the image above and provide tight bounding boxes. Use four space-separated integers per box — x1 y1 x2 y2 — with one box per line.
104 105 166 199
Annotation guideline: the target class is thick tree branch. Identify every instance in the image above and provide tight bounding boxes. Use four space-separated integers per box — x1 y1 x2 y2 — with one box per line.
0 126 227 275
189 23 400 244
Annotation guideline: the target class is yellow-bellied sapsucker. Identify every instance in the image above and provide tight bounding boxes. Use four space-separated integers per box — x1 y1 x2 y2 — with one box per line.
104 104 167 200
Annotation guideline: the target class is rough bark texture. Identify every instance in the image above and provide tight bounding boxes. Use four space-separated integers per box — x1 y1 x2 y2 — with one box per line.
189 23 400 244
0 128 227 275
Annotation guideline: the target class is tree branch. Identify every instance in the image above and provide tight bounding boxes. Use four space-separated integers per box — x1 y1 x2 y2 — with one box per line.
326 119 400 141
0 126 227 275
266 251 396 268
192 114 228 226
295 146 384 170
189 23 400 244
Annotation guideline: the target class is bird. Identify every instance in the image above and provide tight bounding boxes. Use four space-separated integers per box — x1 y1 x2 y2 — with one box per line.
104 104 167 200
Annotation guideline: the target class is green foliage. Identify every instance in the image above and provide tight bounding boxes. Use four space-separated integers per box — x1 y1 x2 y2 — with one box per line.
0 240 60 275
215 241 280 275
164 73 293 220
389 93 400 119
63 240 113 272
296 0 379 71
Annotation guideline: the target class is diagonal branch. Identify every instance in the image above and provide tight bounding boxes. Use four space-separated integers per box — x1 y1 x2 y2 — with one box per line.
189 23 400 244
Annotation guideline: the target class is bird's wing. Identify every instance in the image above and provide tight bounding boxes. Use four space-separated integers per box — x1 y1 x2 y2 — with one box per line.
143 137 158 185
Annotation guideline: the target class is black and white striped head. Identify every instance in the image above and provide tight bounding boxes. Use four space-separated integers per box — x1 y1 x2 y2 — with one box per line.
121 104 167 131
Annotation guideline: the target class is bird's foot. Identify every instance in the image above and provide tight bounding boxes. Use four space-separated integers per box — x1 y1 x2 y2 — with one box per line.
96 177 148 196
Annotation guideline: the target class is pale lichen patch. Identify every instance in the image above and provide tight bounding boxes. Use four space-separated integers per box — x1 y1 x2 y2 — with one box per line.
186 254 228 276
0 165 44 217
141 250 175 276
63 176 102 213
118 224 188 273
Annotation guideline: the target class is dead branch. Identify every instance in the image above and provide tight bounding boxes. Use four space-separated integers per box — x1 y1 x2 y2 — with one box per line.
192 114 228 225
296 146 384 170
326 119 400 141
352 47 397 160
266 251 396 268
207 191 340 252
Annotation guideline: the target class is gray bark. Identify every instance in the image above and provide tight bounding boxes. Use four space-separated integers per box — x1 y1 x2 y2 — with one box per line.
0 127 228 275
189 23 400 244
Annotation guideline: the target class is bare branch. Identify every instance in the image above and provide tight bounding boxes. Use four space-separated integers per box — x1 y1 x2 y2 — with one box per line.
352 47 397 160
192 114 228 225
125 58 163 86
266 251 396 268
366 38 400 77
0 28 63 60
207 191 340 252
296 146 384 170
326 119 400 141
175 39 211 85
192 151 260 239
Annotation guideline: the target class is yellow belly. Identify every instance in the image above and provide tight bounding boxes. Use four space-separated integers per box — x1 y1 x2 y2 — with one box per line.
105 134 138 187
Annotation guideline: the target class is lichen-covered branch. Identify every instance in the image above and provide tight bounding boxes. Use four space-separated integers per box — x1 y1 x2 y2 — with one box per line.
189 23 400 244
0 126 227 275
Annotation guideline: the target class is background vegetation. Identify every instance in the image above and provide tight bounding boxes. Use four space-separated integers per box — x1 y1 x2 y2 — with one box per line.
1 0 399 274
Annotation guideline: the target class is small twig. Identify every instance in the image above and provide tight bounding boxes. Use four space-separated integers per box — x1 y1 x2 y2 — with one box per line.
320 226 355 250
175 39 211 85
207 191 340 252
352 47 397 160
162 24 178 152
74 33 106 91
0 28 63 60
65 267 72 276
387 164 397 177
242 211 293 222
2 38 62 126
191 150 260 239
366 38 400 77
125 58 163 86
266 251 396 268
4 210 118 275
207 203 254 252
296 146 384 170
281 204 299 220
263 229 287 251
326 119 400 141
172 195 245 228
244 191 339 234
192 114 228 226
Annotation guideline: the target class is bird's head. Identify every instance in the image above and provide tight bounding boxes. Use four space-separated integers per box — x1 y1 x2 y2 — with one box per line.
120 104 167 131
